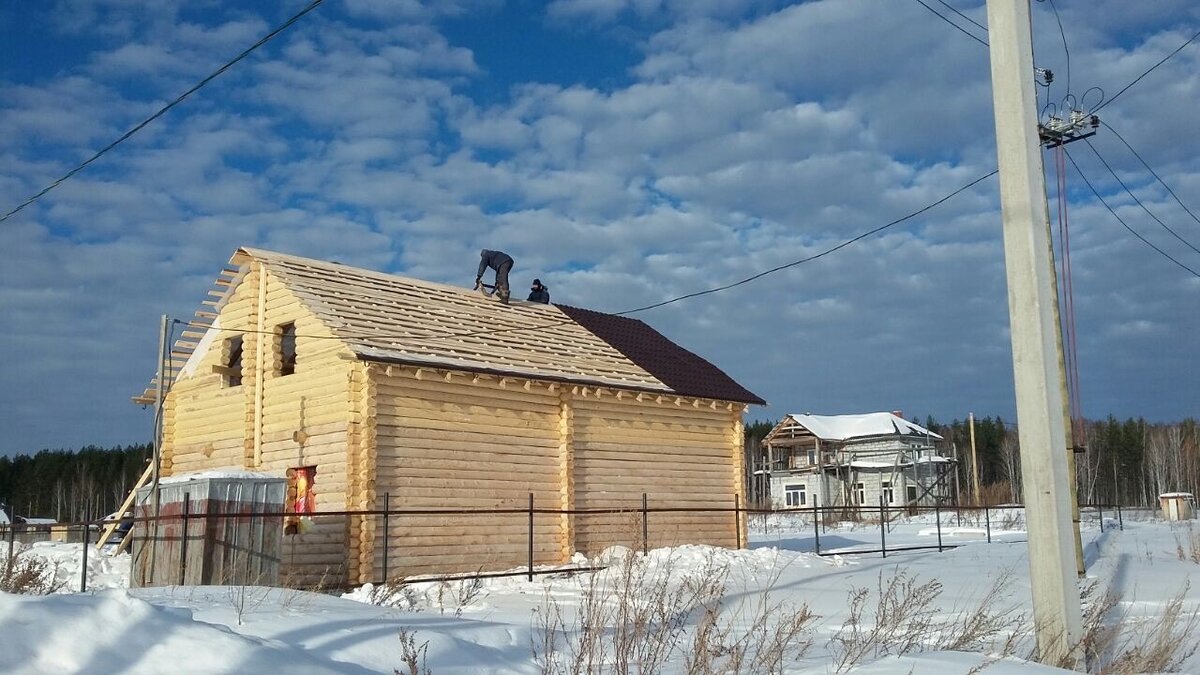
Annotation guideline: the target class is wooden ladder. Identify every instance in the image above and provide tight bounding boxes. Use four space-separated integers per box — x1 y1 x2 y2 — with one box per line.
96 462 154 555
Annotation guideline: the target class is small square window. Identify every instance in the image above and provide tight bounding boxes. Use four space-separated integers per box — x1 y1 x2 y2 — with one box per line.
216 336 243 387
277 322 297 376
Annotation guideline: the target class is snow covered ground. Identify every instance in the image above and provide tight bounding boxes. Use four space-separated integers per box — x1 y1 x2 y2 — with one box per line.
2 515 1198 673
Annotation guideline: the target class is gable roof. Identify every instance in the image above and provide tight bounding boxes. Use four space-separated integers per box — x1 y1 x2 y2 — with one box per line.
785 412 941 442
139 248 763 405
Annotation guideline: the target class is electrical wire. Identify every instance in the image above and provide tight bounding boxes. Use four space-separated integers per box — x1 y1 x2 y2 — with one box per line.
1083 138 1200 256
1091 27 1200 115
1064 149 1200 278
174 169 1000 344
1101 120 1200 229
1051 145 1083 440
934 0 986 33
914 0 988 47
1038 0 1071 99
0 0 327 225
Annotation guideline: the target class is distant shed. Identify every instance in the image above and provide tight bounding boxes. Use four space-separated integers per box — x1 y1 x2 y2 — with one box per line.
136 248 764 584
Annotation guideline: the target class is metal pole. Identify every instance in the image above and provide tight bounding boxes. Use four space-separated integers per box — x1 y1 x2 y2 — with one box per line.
527 492 534 582
179 492 190 585
382 493 390 584
879 495 887 558
813 494 821 555
969 412 982 506
986 505 992 543
985 0 1083 663
935 499 943 553
80 521 90 593
6 519 13 567
641 493 648 555
150 313 169 582
734 493 741 550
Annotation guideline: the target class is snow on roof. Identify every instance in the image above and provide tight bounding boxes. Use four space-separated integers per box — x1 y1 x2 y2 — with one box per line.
848 459 903 469
788 412 942 442
158 469 279 486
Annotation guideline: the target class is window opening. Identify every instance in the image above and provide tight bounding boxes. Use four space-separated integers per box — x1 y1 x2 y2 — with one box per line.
278 322 297 376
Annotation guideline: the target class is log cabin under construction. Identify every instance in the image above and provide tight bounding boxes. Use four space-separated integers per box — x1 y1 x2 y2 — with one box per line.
134 247 764 583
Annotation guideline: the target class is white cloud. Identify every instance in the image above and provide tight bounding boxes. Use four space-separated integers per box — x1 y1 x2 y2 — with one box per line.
0 1 1197 455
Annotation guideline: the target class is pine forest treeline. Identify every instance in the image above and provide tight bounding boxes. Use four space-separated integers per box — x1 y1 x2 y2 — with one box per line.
747 416 1199 508
0 445 150 523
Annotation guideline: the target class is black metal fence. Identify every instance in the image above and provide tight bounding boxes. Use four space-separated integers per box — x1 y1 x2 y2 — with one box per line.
2 498 1140 593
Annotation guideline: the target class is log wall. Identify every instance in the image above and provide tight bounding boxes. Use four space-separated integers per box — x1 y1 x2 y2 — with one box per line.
572 393 743 555
162 264 358 585
371 368 564 578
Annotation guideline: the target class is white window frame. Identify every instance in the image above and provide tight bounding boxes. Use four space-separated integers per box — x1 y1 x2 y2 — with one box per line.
784 484 807 508
854 482 866 505
882 481 894 504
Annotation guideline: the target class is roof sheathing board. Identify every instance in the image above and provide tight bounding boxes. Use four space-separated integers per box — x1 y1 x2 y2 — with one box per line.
245 249 671 391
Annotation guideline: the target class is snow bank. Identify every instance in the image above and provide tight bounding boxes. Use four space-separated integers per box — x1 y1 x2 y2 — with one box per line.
3 541 129 592
0 590 354 674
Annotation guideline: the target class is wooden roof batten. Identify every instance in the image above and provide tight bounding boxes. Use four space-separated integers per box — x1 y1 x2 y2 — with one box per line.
132 247 764 406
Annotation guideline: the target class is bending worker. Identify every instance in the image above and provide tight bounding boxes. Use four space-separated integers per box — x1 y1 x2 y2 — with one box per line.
476 249 514 303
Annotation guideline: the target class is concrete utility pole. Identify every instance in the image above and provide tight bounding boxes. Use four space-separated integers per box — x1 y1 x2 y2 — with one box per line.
968 412 981 504
985 0 1083 666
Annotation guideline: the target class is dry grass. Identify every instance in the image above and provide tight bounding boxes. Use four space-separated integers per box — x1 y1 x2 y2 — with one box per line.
1173 523 1200 564
396 628 433 675
1 548 65 595
829 569 1026 673
532 549 815 675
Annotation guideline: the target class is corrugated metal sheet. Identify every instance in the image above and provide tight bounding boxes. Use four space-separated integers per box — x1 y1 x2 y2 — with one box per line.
132 476 286 587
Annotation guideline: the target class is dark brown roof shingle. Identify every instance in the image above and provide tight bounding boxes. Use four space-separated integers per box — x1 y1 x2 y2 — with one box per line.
557 304 765 405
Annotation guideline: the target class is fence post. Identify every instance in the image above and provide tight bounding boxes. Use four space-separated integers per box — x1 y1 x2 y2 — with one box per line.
179 492 190 585
985 505 992 543
80 521 90 593
527 492 534 582
6 520 13 567
935 499 943 553
1097 503 1104 533
1116 503 1123 531
734 493 741 550
812 496 821 555
382 493 390 584
641 493 648 555
879 495 887 558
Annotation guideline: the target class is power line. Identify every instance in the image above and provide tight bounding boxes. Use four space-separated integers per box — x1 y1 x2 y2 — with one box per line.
1092 27 1200 115
0 0 326 225
1064 149 1200 278
935 0 987 33
618 170 999 314
914 0 988 47
1083 138 1200 256
1101 120 1200 229
176 169 1000 344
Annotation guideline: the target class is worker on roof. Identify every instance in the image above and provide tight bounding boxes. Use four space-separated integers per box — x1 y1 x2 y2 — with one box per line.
528 278 550 304
476 249 514 303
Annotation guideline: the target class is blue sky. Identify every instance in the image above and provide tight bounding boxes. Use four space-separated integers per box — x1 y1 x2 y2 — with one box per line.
1 0 1198 456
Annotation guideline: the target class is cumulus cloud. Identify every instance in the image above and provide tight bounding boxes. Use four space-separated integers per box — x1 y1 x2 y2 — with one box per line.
0 0 1197 455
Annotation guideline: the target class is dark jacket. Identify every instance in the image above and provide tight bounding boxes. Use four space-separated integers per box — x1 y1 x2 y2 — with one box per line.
528 288 550 303
477 250 514 277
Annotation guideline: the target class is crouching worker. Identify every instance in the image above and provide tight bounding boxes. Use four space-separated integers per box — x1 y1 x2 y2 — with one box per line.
528 278 550 304
475 249 514 303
